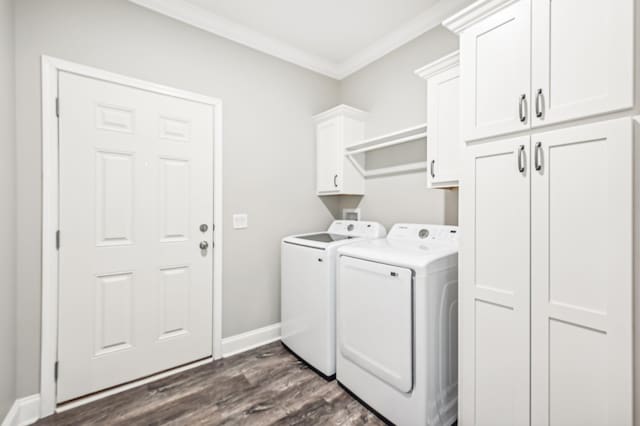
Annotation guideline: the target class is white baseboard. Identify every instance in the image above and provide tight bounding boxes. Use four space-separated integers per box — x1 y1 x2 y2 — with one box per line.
2 395 40 426
222 323 281 358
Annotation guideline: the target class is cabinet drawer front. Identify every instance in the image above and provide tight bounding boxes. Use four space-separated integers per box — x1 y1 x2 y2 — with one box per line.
460 135 531 426
531 0 634 127
530 119 633 426
460 0 531 142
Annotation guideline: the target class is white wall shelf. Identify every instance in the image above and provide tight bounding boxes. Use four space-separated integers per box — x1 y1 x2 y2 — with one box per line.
344 123 427 178
345 123 427 155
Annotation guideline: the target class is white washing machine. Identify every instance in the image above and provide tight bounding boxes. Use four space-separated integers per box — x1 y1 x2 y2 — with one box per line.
281 220 386 379
336 223 459 426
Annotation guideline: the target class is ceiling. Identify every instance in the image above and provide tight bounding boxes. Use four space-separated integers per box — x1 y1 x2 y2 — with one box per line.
130 0 472 79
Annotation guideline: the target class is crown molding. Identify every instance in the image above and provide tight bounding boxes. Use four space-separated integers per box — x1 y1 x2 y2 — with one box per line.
443 0 519 34
414 50 460 80
130 0 471 80
129 0 342 79
313 105 369 122
336 0 471 79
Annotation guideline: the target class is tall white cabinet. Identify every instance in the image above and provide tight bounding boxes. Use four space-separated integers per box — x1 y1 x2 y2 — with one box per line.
416 51 461 188
313 105 367 195
446 0 635 424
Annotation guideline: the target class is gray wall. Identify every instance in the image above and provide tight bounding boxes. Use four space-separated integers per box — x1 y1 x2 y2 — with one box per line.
14 0 339 397
337 26 460 229
0 0 16 418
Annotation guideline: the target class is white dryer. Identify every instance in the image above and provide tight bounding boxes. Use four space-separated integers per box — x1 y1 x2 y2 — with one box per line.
281 220 386 379
336 223 459 426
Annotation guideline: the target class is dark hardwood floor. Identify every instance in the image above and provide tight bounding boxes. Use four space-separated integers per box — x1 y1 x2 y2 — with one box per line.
36 342 384 425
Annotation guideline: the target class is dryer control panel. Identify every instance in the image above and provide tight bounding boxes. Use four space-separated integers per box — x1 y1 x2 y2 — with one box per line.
388 223 458 243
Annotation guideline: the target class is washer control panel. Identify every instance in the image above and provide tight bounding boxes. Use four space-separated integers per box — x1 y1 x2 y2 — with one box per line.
327 220 387 239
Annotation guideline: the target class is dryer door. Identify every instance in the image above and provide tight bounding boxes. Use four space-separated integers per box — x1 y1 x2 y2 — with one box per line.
338 256 413 393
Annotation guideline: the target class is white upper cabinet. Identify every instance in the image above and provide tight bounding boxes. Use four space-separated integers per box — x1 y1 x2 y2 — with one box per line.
531 0 634 126
448 0 531 141
314 105 367 196
416 51 461 188
444 0 635 141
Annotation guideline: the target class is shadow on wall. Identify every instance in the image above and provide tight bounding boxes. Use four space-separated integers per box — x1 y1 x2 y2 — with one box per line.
444 188 458 226
319 195 346 219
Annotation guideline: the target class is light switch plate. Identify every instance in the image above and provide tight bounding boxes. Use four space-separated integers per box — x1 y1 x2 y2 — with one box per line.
233 214 248 229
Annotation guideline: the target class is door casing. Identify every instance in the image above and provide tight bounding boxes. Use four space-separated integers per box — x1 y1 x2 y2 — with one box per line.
40 55 224 416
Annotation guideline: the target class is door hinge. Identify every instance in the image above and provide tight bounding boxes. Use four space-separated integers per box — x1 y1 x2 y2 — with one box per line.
54 361 59 381
56 230 60 250
55 97 60 118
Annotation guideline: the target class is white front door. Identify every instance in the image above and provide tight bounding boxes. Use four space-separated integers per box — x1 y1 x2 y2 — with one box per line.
57 72 214 403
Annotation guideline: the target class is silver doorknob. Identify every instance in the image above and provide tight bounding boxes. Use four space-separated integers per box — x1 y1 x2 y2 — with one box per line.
199 241 209 250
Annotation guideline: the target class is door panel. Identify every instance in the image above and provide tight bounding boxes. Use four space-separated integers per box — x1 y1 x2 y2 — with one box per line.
427 66 461 187
531 119 633 425
58 72 214 402
531 0 634 127
316 117 342 193
338 257 413 393
460 0 531 141
460 136 530 425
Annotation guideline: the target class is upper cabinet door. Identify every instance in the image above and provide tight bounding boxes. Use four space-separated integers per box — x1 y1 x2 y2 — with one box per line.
316 117 342 193
531 0 634 127
460 0 531 142
427 65 461 188
530 119 633 426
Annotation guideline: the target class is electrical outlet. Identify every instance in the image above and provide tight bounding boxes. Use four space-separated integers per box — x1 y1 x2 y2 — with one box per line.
233 214 248 229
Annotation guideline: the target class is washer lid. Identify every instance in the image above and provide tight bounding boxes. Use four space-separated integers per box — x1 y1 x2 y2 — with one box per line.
295 233 355 243
283 221 387 250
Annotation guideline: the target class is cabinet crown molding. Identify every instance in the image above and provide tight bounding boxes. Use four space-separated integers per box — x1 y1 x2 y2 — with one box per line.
313 104 368 122
443 0 520 34
415 51 460 80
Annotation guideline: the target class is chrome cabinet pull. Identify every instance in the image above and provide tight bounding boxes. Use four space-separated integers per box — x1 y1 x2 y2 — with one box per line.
430 160 435 178
535 89 544 119
333 174 338 188
535 142 542 171
518 94 528 123
517 145 526 173
199 241 209 250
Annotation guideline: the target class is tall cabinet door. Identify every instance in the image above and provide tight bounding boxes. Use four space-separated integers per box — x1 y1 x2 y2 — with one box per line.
531 119 633 426
460 0 531 142
316 117 342 193
531 0 634 127
460 136 530 426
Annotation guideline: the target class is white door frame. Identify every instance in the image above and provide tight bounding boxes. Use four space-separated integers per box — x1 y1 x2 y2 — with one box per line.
40 56 224 416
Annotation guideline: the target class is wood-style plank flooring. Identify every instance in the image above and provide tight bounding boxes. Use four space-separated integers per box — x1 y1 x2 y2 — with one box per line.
36 342 385 425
